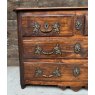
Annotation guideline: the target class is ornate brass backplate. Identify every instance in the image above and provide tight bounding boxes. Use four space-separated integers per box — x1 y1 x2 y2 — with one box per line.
75 19 82 30
35 67 61 78
73 66 80 77
32 22 60 34
74 43 81 54
34 44 62 55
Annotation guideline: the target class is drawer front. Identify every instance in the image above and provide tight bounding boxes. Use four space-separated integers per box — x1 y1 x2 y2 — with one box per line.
22 37 88 59
75 11 88 36
24 59 88 82
21 13 75 37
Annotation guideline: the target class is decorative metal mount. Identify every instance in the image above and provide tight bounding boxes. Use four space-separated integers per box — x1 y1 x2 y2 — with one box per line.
75 19 82 30
35 68 43 77
35 44 62 55
74 43 81 54
35 67 61 78
73 66 80 77
32 22 60 34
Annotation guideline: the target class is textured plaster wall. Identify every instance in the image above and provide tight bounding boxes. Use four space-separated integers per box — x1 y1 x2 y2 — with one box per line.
7 0 88 66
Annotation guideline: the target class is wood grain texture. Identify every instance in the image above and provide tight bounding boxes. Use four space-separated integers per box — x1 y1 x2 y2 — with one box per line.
84 14 88 35
23 36 88 59
24 59 87 82
15 7 88 90
75 11 88 36
21 14 74 37
20 10 87 37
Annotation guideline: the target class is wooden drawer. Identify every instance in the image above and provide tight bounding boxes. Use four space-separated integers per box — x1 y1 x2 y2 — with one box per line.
24 59 88 82
75 14 88 36
22 37 88 59
20 11 88 37
21 12 75 37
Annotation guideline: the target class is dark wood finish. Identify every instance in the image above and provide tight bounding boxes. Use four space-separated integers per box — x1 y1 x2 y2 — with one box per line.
14 7 88 11
15 7 88 91
71 86 82 92
17 13 25 89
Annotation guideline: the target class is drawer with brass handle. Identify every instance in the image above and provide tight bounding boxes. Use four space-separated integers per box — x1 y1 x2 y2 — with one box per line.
21 13 75 37
24 59 88 82
20 12 88 37
23 37 88 59
21 15 88 37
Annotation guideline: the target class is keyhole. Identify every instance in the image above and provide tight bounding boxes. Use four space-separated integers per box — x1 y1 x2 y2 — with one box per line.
44 22 49 29
73 67 80 77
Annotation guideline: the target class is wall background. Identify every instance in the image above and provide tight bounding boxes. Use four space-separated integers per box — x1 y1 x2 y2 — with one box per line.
7 0 88 66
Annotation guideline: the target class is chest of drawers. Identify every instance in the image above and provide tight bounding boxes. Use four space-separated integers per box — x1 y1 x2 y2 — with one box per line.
14 7 88 91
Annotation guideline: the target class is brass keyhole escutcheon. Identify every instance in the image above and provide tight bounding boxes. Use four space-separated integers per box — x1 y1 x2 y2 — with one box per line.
75 20 82 30
74 43 81 54
73 66 80 77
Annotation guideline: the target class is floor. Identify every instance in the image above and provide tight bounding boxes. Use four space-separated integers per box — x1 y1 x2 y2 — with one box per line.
8 67 88 95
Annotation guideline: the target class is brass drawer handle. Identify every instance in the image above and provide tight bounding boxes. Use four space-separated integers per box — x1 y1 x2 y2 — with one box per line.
32 22 60 34
73 66 80 77
35 44 62 55
35 67 61 78
42 75 53 78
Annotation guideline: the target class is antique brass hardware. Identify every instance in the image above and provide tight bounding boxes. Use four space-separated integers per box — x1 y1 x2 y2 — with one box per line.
73 66 80 77
75 19 82 30
35 68 43 77
35 67 61 78
35 44 62 55
32 22 40 34
74 43 81 54
32 22 60 34
51 67 61 77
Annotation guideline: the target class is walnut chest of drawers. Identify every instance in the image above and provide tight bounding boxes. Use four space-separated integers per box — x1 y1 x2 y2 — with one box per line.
15 7 88 91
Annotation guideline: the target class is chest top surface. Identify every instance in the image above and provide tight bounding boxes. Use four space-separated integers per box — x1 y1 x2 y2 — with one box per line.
14 7 88 12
